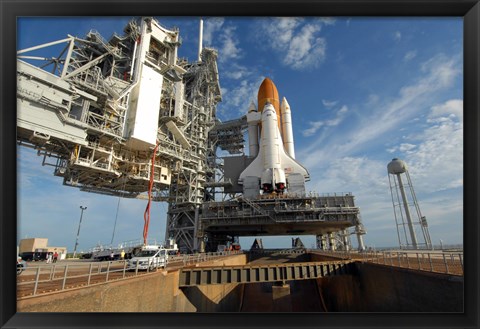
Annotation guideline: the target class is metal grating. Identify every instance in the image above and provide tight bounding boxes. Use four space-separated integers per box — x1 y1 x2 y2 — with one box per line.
179 260 353 287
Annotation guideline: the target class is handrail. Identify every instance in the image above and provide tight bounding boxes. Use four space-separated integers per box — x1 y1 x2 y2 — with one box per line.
311 249 464 276
17 251 243 298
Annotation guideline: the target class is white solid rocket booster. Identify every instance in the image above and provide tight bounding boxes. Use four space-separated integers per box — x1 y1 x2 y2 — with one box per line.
280 97 295 159
247 101 259 157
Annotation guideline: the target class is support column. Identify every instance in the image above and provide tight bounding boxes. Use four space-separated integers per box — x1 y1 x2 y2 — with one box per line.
316 234 327 250
193 205 202 252
328 233 336 251
356 229 365 251
397 173 418 248
342 230 350 251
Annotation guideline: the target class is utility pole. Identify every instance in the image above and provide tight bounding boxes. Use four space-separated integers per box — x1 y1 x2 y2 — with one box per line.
73 206 87 258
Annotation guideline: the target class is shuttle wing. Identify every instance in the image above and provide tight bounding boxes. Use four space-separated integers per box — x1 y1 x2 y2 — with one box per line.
239 125 310 183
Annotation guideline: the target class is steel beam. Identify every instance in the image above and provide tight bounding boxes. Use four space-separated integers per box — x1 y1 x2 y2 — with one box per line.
178 260 353 287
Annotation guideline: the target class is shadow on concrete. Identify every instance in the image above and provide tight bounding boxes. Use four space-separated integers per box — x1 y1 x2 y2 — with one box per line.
182 278 325 312
240 280 325 312
247 252 311 264
181 284 244 312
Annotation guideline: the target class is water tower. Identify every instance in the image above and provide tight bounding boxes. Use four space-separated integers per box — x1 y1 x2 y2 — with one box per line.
387 158 433 250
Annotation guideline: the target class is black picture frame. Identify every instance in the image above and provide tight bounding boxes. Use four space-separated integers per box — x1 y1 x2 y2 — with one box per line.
1 0 478 328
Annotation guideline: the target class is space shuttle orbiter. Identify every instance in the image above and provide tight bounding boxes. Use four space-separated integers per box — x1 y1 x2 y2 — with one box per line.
239 78 310 195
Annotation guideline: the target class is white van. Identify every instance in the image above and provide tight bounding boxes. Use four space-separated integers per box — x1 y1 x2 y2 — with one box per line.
127 245 170 271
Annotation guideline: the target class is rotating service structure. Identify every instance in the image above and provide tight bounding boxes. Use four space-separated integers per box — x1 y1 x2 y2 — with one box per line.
17 17 221 252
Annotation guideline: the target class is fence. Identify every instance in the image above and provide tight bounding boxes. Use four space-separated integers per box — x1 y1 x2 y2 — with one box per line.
312 249 464 276
17 251 242 298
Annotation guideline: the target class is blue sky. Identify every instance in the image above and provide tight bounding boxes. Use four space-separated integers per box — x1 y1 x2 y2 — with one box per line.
17 17 463 251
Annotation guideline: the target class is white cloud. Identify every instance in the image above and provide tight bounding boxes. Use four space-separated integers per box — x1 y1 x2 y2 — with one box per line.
295 53 463 246
303 121 324 137
302 105 348 137
404 50 417 61
203 18 224 45
275 17 301 45
304 151 462 248
429 99 463 120
384 99 463 193
259 18 331 70
310 156 388 193
386 143 417 153
325 105 348 126
420 54 460 86
284 25 326 69
403 115 463 192
203 18 241 62
398 143 416 152
218 26 241 62
337 105 348 114
318 17 336 26
420 194 463 225
367 94 380 106
218 76 265 118
223 63 250 80
322 99 338 108
306 156 395 244
394 31 402 41
307 143 462 244
300 53 461 168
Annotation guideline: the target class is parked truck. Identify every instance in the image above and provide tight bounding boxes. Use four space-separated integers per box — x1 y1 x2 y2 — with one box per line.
91 245 142 261
127 240 178 271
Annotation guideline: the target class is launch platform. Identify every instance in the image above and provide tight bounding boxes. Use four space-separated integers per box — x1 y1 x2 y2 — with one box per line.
201 193 360 237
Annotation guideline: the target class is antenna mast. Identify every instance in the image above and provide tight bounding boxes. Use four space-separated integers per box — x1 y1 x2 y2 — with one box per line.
198 18 203 62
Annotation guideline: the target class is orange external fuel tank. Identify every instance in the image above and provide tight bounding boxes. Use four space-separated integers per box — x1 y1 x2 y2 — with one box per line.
257 78 281 131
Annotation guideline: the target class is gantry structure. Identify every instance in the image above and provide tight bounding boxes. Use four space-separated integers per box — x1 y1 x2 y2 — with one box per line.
17 17 366 253
17 17 222 252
